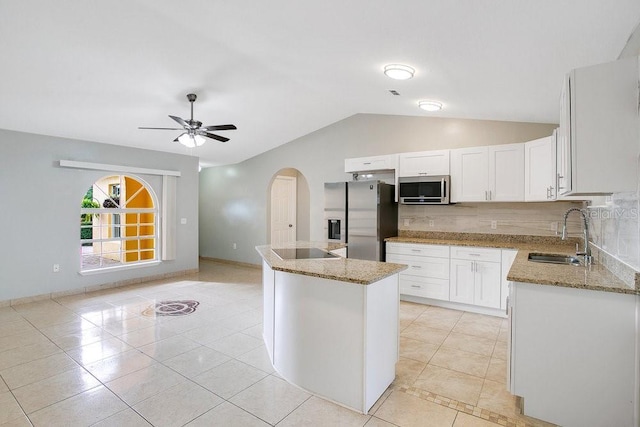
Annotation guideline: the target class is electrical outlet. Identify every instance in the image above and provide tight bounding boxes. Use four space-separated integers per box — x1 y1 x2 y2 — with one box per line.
53 264 60 273
180 218 187 225
403 219 410 227
233 243 237 250
429 220 435 227
491 220 497 230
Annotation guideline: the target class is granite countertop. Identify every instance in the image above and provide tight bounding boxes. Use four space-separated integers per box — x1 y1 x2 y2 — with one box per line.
256 242 407 285
386 232 638 295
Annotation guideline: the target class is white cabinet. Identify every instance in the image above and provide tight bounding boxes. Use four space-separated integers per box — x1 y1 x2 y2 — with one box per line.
488 143 525 201
399 150 450 177
451 143 524 202
509 282 636 426
557 78 571 194
344 154 399 173
386 243 449 301
557 56 639 195
500 250 517 311
450 147 488 202
524 135 556 201
449 246 502 308
388 242 516 313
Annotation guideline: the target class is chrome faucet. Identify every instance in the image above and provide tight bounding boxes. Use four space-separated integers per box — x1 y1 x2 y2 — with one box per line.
561 208 592 265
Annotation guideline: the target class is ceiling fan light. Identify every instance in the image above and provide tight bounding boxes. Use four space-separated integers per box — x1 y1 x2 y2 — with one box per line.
194 134 206 146
178 133 196 148
384 64 415 80
418 101 443 112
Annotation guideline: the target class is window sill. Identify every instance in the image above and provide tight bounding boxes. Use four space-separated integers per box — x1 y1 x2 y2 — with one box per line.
79 260 161 276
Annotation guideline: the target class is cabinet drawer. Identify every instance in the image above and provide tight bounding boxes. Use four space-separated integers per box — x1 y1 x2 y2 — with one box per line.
400 276 449 301
450 246 501 262
388 253 449 280
386 242 449 258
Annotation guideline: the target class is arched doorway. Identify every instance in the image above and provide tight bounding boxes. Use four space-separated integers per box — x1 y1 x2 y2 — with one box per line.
267 168 310 245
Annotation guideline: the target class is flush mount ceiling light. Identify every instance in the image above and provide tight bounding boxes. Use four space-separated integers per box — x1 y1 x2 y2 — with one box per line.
384 64 415 80
418 101 443 112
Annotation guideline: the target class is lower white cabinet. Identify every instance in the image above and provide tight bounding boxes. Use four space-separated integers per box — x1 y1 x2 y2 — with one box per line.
386 243 449 301
500 250 517 311
450 256 501 308
509 282 636 426
387 242 512 311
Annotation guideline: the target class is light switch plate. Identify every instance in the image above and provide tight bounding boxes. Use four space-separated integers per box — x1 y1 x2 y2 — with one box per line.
180 218 187 225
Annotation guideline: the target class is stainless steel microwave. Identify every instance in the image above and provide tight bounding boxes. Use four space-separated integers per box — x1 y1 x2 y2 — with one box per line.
398 175 450 204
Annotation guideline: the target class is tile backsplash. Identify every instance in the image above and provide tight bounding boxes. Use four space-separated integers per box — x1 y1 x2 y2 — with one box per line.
399 201 586 237
588 191 640 270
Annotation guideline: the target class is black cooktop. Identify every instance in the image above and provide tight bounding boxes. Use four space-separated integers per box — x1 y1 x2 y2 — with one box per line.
272 247 339 260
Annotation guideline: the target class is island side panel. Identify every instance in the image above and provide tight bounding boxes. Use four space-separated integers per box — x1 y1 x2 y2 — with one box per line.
273 271 366 412
262 260 275 362
512 282 636 427
364 274 399 412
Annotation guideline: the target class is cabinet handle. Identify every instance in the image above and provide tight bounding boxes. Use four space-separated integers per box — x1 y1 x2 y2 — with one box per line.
419 172 428 175
485 190 488 201
489 190 492 200
549 186 554 198
506 296 509 316
546 187 550 198
468 253 481 257
411 249 421 253
363 162 371 165
470 262 474 272
411 265 422 269
410 285 421 288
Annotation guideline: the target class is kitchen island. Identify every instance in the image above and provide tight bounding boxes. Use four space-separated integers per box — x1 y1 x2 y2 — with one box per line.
256 243 407 414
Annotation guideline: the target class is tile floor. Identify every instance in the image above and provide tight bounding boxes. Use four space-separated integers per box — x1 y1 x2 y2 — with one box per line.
0 260 555 426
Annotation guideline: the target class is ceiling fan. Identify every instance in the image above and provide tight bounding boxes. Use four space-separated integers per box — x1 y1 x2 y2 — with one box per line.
139 93 237 148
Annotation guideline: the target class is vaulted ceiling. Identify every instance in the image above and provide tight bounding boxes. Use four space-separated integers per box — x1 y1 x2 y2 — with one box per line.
1 1 639 166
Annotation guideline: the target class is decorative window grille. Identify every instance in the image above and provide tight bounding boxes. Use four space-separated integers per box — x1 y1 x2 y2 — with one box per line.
80 175 158 271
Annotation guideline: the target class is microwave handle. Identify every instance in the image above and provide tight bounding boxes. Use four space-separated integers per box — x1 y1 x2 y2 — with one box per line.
441 178 445 197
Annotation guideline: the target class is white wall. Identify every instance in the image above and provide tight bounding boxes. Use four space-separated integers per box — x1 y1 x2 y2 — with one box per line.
199 113 556 265
0 129 200 301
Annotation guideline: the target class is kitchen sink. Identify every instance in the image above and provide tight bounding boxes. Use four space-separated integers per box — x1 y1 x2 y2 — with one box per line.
528 253 582 266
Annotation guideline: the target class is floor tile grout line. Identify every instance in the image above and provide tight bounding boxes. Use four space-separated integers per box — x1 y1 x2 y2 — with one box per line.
395 385 534 427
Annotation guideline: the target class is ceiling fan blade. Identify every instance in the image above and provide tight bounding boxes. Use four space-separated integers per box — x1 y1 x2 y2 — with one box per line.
201 132 230 143
201 124 237 131
173 133 186 142
138 127 184 130
169 115 191 129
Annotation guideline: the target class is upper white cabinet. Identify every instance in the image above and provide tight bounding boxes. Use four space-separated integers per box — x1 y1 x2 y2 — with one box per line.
557 56 639 195
344 154 399 173
398 150 450 177
524 134 556 201
451 143 524 202
450 147 488 202
489 144 525 201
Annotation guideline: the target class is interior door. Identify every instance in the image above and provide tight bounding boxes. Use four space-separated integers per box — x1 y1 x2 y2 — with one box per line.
271 176 297 246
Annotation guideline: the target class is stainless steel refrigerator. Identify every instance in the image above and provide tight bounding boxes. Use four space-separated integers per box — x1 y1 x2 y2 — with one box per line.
324 181 398 261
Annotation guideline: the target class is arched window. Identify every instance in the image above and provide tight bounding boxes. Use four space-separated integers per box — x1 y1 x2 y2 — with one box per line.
80 175 158 271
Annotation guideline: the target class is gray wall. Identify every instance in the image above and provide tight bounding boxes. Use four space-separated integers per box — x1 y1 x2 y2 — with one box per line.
0 129 199 301
199 113 556 265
